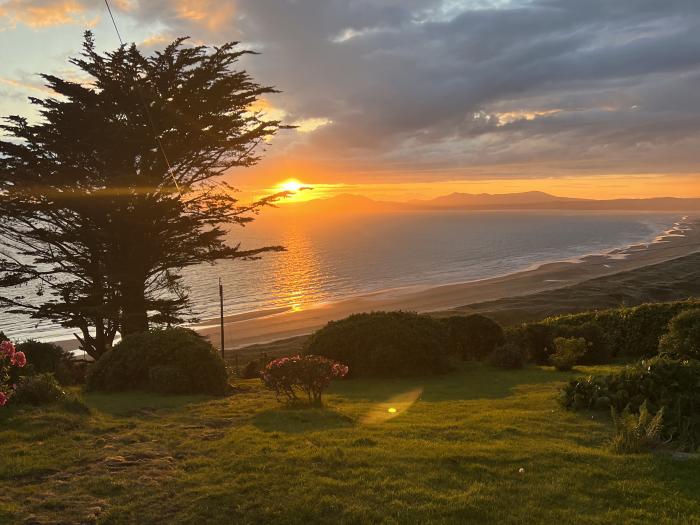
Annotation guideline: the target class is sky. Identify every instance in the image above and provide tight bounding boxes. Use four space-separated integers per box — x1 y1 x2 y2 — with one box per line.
1 0 700 200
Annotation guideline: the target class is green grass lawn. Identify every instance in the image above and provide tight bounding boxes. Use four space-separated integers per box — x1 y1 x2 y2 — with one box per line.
1 364 699 524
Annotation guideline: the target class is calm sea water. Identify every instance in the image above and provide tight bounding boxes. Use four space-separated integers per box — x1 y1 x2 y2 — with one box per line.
0 211 681 341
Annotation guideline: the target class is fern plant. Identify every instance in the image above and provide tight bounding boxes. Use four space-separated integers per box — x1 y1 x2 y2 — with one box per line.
610 402 664 454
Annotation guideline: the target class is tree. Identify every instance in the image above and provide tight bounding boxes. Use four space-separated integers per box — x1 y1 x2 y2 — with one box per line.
0 32 287 358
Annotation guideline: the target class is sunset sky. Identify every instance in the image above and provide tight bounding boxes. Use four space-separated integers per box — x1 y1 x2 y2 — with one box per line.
2 0 700 200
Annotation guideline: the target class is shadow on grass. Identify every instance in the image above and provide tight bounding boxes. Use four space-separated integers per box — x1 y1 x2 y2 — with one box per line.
253 406 354 434
329 363 581 404
83 390 211 417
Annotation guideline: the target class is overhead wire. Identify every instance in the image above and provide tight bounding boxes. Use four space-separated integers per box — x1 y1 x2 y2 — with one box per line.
103 0 181 192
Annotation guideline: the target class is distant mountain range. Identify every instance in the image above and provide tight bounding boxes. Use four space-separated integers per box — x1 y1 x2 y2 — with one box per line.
282 191 700 213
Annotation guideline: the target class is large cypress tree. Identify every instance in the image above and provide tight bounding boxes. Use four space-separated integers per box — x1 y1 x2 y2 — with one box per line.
0 32 286 358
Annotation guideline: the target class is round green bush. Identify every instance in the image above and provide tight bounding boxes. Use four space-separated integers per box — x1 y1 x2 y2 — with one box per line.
658 309 700 359
442 314 504 360
305 311 452 377
86 328 228 395
12 373 66 405
16 340 82 385
504 323 555 365
488 342 526 370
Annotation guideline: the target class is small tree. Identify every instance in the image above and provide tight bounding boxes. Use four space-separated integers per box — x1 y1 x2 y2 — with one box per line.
550 337 587 371
658 309 700 359
0 32 287 358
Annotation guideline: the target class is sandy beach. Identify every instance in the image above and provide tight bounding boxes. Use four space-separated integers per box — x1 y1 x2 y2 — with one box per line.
185 216 700 351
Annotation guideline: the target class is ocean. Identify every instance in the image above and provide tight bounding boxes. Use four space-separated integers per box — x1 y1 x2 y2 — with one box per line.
0 211 683 342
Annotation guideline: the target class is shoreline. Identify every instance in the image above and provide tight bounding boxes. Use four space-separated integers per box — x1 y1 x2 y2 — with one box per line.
50 215 700 353
195 215 700 350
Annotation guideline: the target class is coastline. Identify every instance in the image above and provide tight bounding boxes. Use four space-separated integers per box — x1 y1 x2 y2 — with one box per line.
193 215 700 350
52 215 700 353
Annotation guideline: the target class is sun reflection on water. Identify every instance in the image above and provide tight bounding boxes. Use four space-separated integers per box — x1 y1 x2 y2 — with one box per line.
271 224 325 313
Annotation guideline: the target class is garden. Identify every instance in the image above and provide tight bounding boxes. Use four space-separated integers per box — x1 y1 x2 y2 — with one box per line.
2 300 700 523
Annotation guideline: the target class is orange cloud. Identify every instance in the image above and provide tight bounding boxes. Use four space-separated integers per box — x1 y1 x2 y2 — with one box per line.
175 0 235 32
0 76 52 94
0 0 91 29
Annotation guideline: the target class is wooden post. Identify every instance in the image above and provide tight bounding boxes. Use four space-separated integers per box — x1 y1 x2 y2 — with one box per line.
219 278 225 360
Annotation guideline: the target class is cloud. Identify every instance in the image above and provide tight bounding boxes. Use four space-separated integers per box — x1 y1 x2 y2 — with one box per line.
0 0 95 29
7 0 700 183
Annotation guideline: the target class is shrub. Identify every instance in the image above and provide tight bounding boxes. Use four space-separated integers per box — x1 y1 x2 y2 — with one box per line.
504 323 555 365
658 309 700 359
262 355 348 405
551 322 609 364
306 311 453 377
16 340 82 385
559 357 700 450
544 300 700 358
147 365 191 394
610 402 664 454
0 339 27 407
488 342 526 370
442 314 504 360
87 328 228 395
550 337 587 371
12 373 66 406
241 359 262 379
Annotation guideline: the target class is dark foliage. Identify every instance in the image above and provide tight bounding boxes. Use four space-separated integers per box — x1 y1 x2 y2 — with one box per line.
658 309 700 359
442 314 504 360
86 328 227 395
16 340 83 385
488 342 526 370
544 300 700 358
306 311 454 377
12 373 66 406
0 32 287 358
550 337 587 371
504 323 555 365
241 359 263 379
559 357 700 451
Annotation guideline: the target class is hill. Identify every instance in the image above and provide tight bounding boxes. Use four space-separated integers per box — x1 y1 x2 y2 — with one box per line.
283 191 700 213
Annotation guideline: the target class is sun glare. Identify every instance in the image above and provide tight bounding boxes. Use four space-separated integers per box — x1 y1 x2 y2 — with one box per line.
278 178 305 193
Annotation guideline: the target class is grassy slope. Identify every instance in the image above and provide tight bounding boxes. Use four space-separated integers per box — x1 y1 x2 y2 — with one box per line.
1 365 699 524
448 251 700 325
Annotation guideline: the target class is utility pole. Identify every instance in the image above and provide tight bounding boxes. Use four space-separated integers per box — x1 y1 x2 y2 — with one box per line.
219 277 225 360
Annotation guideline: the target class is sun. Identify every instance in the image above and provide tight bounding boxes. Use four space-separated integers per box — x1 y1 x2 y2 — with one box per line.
277 178 305 193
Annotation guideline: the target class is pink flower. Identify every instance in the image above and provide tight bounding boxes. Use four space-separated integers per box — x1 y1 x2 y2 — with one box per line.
11 351 26 368
0 340 15 359
0 391 7 407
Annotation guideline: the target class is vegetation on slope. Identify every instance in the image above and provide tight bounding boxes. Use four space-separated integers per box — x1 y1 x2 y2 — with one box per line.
2 365 700 524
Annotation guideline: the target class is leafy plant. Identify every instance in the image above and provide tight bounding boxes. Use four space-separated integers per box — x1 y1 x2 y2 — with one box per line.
12 373 66 406
16 340 83 385
610 402 664 454
261 355 348 406
560 356 700 450
488 342 526 370
658 309 700 359
504 323 555 365
306 311 453 377
87 328 228 395
442 314 504 360
544 300 700 358
550 337 587 371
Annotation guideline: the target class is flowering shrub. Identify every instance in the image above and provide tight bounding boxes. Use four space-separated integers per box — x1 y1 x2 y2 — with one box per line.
261 355 348 406
0 339 28 407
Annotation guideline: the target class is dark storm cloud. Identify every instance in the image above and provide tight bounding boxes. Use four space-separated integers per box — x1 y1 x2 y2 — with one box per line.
120 0 700 176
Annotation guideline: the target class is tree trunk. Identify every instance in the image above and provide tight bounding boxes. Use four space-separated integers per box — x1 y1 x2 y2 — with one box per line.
120 277 149 336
